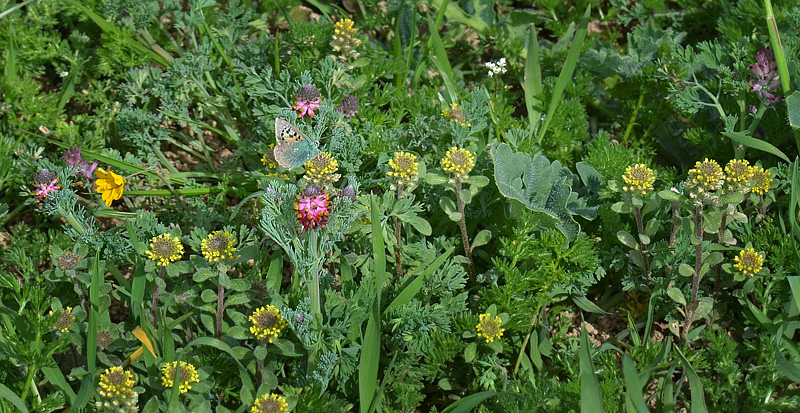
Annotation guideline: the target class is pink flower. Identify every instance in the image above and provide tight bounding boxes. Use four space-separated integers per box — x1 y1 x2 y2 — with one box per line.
749 48 783 106
294 186 330 231
32 169 61 202
62 147 99 182
294 84 322 118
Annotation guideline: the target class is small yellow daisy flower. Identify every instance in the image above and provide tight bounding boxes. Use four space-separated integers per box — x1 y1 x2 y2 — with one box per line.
749 165 773 195
50 307 75 333
386 151 420 191
251 393 289 413
622 164 655 196
687 158 724 193
476 313 505 343
145 233 184 267
441 147 476 180
96 366 138 412
303 152 341 187
249 305 288 343
161 361 200 394
201 231 237 263
733 247 764 277
442 103 470 127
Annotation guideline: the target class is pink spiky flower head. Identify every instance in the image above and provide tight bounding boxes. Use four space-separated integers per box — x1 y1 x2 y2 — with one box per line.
294 84 322 118
294 185 330 231
32 168 62 202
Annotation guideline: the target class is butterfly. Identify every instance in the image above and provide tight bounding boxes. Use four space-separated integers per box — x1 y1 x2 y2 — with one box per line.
274 117 320 170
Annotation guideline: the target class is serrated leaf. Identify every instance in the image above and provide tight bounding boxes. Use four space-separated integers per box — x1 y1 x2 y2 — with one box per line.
667 287 686 306
491 143 596 241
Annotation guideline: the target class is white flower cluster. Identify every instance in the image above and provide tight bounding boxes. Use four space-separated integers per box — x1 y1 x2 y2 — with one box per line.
486 58 507 77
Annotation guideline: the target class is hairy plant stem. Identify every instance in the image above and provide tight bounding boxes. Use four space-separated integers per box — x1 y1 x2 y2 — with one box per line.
151 266 166 326
217 276 225 338
634 206 652 287
455 180 475 282
682 206 704 341
395 188 405 277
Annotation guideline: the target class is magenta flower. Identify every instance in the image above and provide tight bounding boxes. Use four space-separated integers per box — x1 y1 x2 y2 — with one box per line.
31 169 62 202
294 84 322 118
749 48 783 106
294 186 330 231
62 147 99 182
336 95 359 120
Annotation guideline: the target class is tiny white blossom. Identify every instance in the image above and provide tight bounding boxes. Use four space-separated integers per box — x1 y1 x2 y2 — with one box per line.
59 71 69 78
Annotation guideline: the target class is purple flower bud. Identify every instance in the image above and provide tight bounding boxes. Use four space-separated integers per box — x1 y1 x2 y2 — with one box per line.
336 95 359 120
339 185 357 202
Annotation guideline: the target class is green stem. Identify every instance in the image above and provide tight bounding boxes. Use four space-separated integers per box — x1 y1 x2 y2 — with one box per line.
682 206 704 342
151 266 166 326
762 0 800 152
634 206 652 287
622 91 645 147
455 180 475 282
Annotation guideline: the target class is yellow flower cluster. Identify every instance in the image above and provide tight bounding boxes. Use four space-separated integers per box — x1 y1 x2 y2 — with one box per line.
303 152 341 187
95 168 125 207
331 18 361 62
251 393 289 413
145 233 184 267
250 305 288 343
201 231 237 263
687 158 724 193
734 247 764 277
96 366 138 412
621 164 655 196
441 103 470 127
476 313 505 343
161 361 200 394
749 165 772 195
441 147 476 180
261 144 277 169
50 307 75 333
387 151 420 191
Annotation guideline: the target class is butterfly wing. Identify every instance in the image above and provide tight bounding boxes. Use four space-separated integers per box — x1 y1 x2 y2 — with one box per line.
274 118 319 169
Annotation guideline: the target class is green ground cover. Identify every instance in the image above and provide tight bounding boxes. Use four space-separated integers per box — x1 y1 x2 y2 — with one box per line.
1 0 800 411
